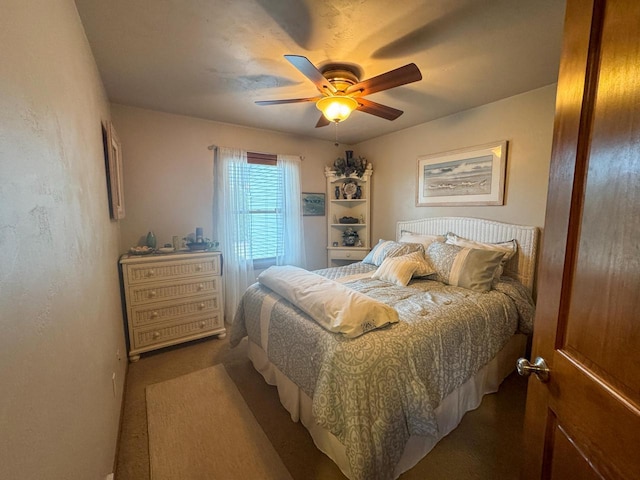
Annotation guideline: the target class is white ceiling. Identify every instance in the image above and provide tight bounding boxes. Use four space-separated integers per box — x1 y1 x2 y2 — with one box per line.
75 0 566 145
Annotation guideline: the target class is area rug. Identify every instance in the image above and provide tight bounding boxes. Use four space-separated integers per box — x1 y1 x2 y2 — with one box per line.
146 364 293 480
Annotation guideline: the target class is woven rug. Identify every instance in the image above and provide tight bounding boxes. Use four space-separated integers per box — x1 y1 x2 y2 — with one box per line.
146 365 293 480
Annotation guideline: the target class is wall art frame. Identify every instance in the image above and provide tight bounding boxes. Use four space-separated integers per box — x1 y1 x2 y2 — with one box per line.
416 140 508 206
302 192 325 216
102 120 125 219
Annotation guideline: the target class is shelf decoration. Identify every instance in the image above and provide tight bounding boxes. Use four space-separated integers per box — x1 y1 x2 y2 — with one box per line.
342 227 360 246
332 150 369 178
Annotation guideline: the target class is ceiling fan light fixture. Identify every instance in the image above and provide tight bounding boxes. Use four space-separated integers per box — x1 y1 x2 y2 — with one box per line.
316 96 358 123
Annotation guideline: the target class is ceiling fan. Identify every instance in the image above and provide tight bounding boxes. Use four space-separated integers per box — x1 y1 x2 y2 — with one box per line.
255 55 422 127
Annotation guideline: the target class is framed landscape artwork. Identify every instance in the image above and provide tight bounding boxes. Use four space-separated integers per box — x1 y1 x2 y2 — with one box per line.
302 192 325 216
416 141 508 206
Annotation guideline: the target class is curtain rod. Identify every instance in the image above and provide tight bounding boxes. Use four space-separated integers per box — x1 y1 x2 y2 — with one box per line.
207 144 304 160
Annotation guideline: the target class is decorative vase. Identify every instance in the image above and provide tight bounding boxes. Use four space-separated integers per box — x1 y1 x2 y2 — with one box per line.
335 185 340 199
342 228 359 246
356 185 362 199
145 231 157 249
345 150 353 160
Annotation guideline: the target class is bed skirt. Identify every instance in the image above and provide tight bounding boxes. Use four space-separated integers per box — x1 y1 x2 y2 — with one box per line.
246 333 527 479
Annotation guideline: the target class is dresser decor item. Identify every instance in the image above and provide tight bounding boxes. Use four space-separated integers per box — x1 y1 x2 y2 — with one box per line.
187 240 219 251
119 251 225 361
129 245 154 255
146 231 157 249
339 216 359 224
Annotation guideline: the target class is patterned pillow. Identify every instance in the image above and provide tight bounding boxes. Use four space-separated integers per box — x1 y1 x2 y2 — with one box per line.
362 239 424 266
372 251 436 286
426 242 504 292
445 232 517 279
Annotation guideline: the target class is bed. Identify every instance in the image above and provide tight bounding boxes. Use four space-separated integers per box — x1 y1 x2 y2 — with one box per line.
229 217 539 480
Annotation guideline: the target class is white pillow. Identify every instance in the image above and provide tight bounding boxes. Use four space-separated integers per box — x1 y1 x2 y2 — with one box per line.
258 266 398 338
373 255 419 286
373 251 436 286
399 231 445 250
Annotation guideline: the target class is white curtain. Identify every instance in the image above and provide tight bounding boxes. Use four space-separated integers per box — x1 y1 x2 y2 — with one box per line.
215 147 255 323
215 149 306 324
277 154 306 268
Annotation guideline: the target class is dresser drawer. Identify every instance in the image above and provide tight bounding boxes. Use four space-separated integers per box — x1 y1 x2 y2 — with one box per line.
133 313 223 349
128 276 220 305
125 255 221 285
329 248 369 261
130 295 220 327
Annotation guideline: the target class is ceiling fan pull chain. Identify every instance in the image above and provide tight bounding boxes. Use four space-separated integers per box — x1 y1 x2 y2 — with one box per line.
334 122 339 147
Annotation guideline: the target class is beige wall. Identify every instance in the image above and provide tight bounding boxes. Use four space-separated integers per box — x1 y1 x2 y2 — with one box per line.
112 85 557 274
111 104 345 271
0 1 126 479
356 85 557 242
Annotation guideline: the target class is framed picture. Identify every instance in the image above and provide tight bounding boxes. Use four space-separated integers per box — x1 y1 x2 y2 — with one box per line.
302 192 325 216
416 140 508 206
102 121 125 219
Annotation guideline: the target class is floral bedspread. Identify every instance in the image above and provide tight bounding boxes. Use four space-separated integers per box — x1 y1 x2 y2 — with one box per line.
230 263 534 480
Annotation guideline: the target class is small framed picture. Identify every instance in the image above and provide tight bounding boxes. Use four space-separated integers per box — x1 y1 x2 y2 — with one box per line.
302 192 325 216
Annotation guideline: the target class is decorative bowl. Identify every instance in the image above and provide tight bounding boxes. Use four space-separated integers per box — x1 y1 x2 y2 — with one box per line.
129 246 154 255
186 242 210 251
339 216 359 224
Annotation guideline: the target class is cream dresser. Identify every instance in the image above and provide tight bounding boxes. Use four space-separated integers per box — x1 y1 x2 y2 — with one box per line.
120 251 225 361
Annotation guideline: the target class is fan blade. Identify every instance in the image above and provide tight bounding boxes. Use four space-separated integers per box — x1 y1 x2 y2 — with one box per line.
315 114 330 128
355 97 403 121
255 97 320 106
284 55 337 94
346 63 422 96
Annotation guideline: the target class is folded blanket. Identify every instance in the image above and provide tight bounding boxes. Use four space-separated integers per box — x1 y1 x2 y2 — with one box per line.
257 265 399 338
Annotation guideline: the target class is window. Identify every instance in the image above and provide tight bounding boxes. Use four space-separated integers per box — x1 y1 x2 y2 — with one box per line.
245 153 282 268
215 147 305 321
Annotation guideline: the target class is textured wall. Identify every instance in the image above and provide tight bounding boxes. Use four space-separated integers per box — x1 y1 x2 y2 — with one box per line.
111 104 345 271
0 1 126 479
355 85 557 242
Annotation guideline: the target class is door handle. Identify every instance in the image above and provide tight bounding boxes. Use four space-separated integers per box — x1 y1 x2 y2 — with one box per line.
516 357 550 382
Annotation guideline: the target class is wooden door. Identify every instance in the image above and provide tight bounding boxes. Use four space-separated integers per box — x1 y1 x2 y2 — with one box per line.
521 0 640 478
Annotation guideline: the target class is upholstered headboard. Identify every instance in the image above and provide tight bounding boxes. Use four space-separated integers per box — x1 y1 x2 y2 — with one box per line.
396 217 539 293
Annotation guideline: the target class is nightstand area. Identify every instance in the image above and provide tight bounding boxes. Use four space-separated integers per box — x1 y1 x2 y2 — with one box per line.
119 251 225 361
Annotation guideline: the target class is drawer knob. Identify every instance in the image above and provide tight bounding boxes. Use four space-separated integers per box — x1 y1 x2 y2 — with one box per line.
346 253 351 258
149 290 157 298
199 321 206 328
199 303 205 309
196 265 202 271
198 283 204 290
148 269 155 277
151 311 159 318
152 331 160 339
